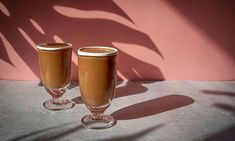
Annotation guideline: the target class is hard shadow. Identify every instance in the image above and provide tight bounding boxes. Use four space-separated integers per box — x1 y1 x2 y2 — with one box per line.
97 124 164 141
7 123 82 141
203 103 235 141
69 80 78 90
204 125 235 141
214 103 235 115
117 51 164 80
0 37 13 66
0 0 164 80
55 0 135 24
111 94 194 120
200 88 235 140
201 90 235 97
6 124 67 141
72 96 82 104
38 81 43 86
31 125 82 141
166 0 235 62
115 81 150 98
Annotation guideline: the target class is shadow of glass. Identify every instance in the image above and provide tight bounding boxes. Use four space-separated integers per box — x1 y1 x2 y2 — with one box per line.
201 90 235 97
111 94 194 120
115 81 149 98
71 96 82 104
97 124 164 141
69 80 78 90
38 81 43 86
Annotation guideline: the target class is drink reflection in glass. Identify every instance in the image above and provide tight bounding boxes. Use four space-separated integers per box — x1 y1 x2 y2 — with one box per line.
78 46 118 129
37 43 75 111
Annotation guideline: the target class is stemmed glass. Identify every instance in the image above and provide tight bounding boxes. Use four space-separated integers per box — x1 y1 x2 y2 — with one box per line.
77 46 118 129
37 43 75 111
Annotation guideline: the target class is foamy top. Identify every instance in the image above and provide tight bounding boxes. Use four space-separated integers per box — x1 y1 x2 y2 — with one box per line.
37 43 72 51
77 46 118 57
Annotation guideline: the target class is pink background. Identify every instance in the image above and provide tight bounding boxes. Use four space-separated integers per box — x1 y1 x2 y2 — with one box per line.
1 0 235 80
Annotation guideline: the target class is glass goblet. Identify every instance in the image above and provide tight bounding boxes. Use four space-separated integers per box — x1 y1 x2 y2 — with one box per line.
78 46 118 129
37 43 75 111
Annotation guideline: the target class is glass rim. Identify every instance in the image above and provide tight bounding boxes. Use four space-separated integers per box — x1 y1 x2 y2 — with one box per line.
77 46 118 57
37 43 72 51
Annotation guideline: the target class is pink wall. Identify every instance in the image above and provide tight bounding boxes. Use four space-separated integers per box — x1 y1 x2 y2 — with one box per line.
1 0 235 80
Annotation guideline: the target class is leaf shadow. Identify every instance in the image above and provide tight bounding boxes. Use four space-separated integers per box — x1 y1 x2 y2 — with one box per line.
214 103 235 115
201 90 235 97
166 0 235 62
203 103 235 141
0 0 164 80
97 124 164 141
7 123 82 141
0 36 13 66
200 88 235 140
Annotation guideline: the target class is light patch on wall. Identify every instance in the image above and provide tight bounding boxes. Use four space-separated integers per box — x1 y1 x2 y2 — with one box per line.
117 70 127 80
0 2 10 16
53 34 64 42
53 34 78 65
18 27 37 50
132 68 142 79
53 5 138 31
29 18 45 35
0 32 37 79
113 42 162 67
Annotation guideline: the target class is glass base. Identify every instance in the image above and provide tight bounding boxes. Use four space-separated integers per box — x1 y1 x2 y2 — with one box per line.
43 99 75 111
81 114 116 129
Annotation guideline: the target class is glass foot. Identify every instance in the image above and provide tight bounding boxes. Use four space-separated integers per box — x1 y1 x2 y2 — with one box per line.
81 114 116 129
43 99 75 111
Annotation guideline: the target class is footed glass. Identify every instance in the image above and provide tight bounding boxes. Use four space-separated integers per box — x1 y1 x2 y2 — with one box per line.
37 43 75 111
78 46 118 129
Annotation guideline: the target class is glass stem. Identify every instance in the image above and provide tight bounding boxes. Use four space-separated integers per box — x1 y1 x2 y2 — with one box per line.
92 112 103 120
52 97 63 104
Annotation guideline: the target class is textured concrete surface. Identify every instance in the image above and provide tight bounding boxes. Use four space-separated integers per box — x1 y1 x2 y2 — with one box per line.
0 80 235 141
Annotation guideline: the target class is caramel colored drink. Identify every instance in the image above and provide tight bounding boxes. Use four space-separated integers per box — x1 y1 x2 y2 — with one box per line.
38 43 72 89
78 46 118 129
37 43 75 111
78 47 117 107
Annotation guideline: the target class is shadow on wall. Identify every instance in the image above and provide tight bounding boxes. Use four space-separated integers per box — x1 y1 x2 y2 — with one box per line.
166 0 235 61
0 0 164 80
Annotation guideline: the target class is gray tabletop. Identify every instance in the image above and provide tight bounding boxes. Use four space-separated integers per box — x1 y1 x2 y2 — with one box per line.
0 80 235 141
